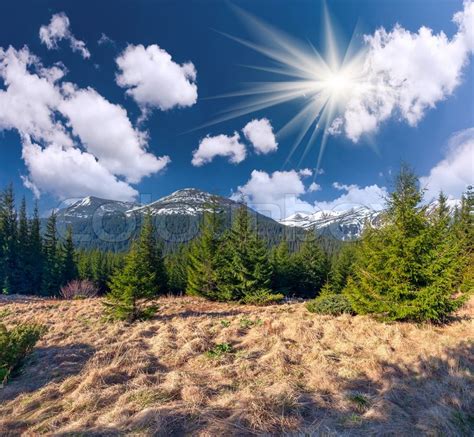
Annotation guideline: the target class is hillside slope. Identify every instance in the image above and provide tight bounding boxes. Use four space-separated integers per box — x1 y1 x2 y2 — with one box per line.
0 297 472 436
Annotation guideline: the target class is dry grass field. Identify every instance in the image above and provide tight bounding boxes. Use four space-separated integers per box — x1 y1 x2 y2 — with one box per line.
0 296 472 436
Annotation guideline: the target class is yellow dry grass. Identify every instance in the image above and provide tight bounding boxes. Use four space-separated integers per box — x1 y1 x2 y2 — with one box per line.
0 296 472 436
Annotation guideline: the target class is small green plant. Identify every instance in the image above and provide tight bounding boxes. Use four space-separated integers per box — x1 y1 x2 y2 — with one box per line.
239 317 263 329
205 342 233 358
220 319 231 328
348 393 370 412
0 323 46 385
306 293 353 316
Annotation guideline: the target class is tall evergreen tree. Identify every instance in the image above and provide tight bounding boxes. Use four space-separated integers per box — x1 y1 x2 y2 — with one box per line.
344 166 465 322
270 240 296 293
103 213 163 322
28 202 43 294
293 232 329 298
42 212 61 296
61 226 78 286
166 244 189 295
329 242 358 293
217 206 278 304
0 185 18 294
17 197 30 294
186 207 223 299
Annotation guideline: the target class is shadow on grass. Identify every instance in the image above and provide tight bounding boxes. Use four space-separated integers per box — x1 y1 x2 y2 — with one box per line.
0 343 95 403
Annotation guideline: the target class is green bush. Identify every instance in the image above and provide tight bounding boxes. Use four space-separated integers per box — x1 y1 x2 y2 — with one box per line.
206 343 233 358
0 323 45 385
306 293 353 316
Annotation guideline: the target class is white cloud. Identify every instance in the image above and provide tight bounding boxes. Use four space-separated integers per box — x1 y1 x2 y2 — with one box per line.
192 132 246 166
22 136 138 201
0 46 169 200
315 183 388 211
298 168 313 177
60 87 169 183
340 1 474 142
232 169 314 219
97 33 114 46
242 118 278 154
420 127 474 200
39 12 90 59
116 44 197 113
308 182 321 192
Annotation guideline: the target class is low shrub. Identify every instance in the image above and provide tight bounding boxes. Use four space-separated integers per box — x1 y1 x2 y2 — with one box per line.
0 323 45 385
206 342 233 358
306 293 353 316
60 280 98 300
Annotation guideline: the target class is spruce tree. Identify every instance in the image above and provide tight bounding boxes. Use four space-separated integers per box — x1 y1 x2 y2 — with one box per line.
217 206 278 304
103 215 162 322
344 166 465 322
166 244 189 295
61 226 78 286
17 198 30 294
329 242 357 293
28 203 43 294
270 240 296 293
0 185 19 294
42 212 61 296
293 232 328 298
186 208 223 299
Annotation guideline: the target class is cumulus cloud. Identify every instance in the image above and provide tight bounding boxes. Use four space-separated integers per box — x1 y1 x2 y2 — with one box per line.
308 182 321 192
420 127 474 201
232 169 314 219
192 132 246 167
242 118 278 154
22 137 138 201
116 44 197 114
315 183 388 211
0 46 169 200
60 87 169 183
39 12 90 59
339 1 474 142
298 168 313 177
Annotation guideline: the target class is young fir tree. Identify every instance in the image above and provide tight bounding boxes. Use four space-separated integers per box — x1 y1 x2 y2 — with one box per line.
60 226 78 286
186 207 223 299
344 165 465 322
41 212 62 296
329 242 358 293
0 185 19 294
103 213 164 322
217 205 279 304
293 232 329 298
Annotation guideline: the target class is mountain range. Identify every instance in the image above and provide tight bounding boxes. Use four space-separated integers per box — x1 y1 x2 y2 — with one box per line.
53 188 460 251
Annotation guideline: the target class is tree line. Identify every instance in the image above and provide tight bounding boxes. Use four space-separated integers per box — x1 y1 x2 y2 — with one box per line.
0 165 472 323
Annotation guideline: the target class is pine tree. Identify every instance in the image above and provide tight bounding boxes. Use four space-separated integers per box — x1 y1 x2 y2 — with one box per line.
17 198 30 294
61 226 78 286
454 186 473 293
42 212 61 296
186 208 223 299
293 232 329 298
103 215 162 322
344 166 465 322
0 185 18 294
329 242 358 293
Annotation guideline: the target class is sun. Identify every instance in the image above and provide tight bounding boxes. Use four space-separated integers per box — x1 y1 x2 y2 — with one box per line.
200 4 367 172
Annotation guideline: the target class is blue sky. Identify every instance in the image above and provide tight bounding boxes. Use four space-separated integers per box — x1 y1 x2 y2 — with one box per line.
0 0 472 219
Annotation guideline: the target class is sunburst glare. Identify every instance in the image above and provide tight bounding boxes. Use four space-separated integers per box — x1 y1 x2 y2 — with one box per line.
203 3 368 174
